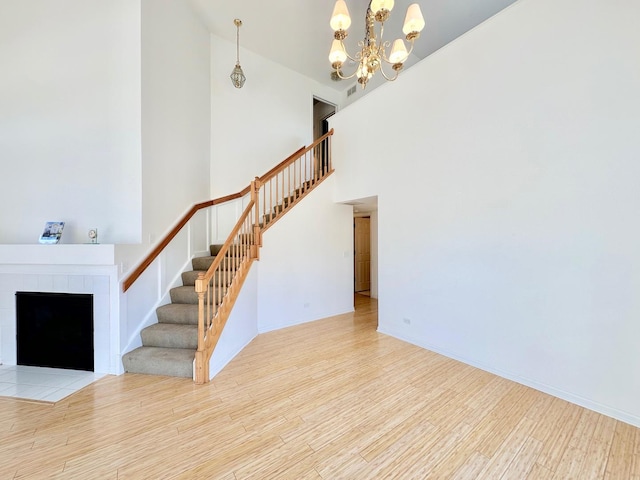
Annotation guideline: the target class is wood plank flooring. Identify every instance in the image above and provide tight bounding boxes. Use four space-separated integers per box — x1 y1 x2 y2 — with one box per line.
1 294 639 479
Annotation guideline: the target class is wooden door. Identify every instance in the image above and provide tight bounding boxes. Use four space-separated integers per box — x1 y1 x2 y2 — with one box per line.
354 217 371 292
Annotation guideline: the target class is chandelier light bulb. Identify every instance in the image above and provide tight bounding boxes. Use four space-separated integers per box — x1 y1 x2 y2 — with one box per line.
330 0 351 31
389 39 408 64
403 4 425 37
371 0 395 15
329 39 348 65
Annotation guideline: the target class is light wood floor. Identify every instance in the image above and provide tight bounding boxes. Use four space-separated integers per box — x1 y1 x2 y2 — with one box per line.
1 294 639 479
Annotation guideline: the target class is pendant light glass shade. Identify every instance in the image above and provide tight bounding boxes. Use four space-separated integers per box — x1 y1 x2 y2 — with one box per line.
230 64 246 89
330 0 351 31
371 0 395 15
329 39 348 65
389 39 408 64
402 4 425 37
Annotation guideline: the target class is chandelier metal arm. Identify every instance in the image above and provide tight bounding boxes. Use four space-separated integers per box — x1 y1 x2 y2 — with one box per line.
378 63 400 82
335 69 359 81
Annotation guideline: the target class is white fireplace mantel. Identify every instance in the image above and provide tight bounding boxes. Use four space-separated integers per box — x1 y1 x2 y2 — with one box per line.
0 244 121 374
0 244 116 266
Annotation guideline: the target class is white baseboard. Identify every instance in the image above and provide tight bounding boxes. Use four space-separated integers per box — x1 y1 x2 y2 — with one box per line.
377 326 640 428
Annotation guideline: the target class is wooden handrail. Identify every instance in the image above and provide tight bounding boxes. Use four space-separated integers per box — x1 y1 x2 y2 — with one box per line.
194 196 257 384
198 200 255 285
259 129 334 184
121 131 334 293
193 133 335 383
122 194 246 293
120 130 335 383
258 147 305 184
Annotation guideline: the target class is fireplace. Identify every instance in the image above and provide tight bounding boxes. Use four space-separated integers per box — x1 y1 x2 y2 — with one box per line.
16 292 94 372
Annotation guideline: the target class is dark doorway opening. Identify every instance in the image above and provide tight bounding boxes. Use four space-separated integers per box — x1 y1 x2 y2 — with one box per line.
16 292 94 371
313 97 336 175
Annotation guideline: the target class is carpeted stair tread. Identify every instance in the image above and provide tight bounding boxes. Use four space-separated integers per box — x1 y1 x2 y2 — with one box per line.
192 255 241 272
122 347 194 378
192 256 216 271
156 303 199 325
181 270 231 287
181 270 203 286
170 286 204 305
141 323 197 349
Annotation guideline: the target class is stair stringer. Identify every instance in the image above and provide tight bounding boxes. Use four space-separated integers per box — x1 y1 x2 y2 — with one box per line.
207 261 259 379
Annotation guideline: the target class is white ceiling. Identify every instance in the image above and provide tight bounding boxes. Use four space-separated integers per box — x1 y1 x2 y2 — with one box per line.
189 0 518 93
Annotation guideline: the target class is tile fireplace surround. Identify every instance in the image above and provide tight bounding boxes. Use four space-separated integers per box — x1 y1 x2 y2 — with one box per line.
0 245 120 375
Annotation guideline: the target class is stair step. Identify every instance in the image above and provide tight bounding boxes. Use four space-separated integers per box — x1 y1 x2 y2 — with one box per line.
121 170 327 380
181 270 201 286
181 270 232 287
157 303 199 325
170 285 223 305
192 255 215 271
122 346 194 378
191 255 241 271
141 323 197 349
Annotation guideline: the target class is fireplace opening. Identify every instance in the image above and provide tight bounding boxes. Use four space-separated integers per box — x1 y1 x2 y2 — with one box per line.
16 292 94 372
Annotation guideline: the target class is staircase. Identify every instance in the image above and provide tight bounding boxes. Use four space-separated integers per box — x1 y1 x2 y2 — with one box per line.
122 245 227 377
120 129 334 382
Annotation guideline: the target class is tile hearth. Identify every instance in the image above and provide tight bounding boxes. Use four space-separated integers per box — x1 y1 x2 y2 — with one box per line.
0 365 105 403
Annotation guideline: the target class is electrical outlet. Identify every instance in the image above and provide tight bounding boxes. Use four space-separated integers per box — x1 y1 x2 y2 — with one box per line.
403 318 411 325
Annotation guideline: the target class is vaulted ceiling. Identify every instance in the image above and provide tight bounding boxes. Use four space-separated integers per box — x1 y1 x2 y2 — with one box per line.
190 0 518 94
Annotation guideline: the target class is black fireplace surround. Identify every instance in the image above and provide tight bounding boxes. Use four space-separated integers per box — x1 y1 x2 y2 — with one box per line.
16 292 94 371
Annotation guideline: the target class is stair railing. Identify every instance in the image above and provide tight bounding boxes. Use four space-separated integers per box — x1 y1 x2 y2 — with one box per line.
256 129 334 239
194 129 334 383
121 129 334 383
194 183 258 384
121 189 250 293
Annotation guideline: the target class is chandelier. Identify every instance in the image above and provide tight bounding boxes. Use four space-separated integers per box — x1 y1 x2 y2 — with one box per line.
230 19 246 89
329 0 425 88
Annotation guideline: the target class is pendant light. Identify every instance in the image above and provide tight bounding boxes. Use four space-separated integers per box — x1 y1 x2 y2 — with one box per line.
230 19 246 89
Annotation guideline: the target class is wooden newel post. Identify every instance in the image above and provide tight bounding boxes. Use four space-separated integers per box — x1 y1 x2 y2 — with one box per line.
194 272 207 384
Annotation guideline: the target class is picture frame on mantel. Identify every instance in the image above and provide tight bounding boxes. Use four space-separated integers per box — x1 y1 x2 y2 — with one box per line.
39 222 65 244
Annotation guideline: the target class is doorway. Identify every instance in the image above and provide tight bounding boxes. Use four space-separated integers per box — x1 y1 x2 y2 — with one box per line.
354 217 371 294
313 97 336 175
313 97 336 140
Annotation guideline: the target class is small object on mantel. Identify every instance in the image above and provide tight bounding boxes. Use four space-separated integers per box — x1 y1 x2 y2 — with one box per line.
39 222 65 244
88 228 98 244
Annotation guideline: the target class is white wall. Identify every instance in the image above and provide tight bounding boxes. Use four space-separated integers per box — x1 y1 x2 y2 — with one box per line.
119 0 212 368
209 35 342 197
141 0 211 246
0 0 142 245
209 176 354 377
257 176 354 332
331 0 640 426
370 210 379 299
